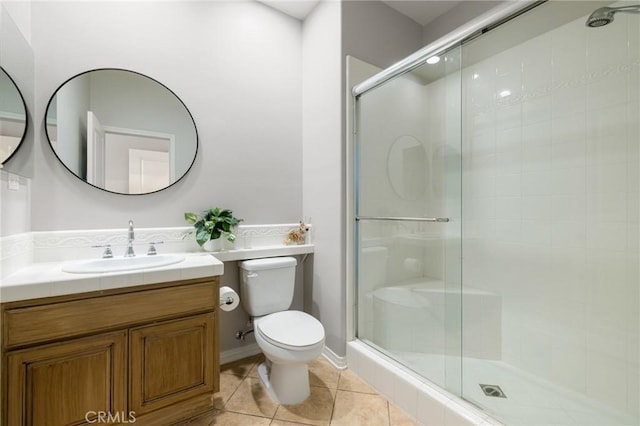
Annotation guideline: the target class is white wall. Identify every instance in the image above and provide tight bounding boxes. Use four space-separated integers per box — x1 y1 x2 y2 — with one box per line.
0 0 33 241
0 171 30 236
302 0 344 356
31 1 302 230
301 0 424 358
0 0 34 179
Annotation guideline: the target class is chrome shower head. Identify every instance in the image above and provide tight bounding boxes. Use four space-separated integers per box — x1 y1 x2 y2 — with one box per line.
586 7 615 27
586 5 640 27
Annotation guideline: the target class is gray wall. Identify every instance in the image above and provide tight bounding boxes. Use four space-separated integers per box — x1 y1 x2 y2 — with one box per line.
31 1 302 231
89 71 197 178
55 75 89 177
342 0 424 70
422 1 503 45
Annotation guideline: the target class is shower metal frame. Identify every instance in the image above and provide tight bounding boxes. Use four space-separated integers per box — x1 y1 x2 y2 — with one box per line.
351 1 540 97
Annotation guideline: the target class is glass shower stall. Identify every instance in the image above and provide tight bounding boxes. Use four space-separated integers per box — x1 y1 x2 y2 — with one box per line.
353 1 639 425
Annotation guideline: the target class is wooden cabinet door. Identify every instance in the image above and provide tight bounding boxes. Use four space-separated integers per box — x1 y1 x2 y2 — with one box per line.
129 313 216 416
6 331 127 426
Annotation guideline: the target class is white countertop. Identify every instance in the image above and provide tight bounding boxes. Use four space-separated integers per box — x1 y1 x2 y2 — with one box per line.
0 242 315 303
208 244 314 262
0 253 224 303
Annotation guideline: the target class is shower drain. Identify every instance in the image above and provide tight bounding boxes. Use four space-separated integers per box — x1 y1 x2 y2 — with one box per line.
479 384 507 398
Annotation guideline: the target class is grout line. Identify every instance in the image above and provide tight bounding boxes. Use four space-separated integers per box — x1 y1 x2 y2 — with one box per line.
335 387 379 395
327 370 344 425
221 356 401 425
224 374 245 408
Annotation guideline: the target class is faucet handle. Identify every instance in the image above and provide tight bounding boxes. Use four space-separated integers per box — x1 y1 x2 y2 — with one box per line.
92 244 113 259
147 241 164 256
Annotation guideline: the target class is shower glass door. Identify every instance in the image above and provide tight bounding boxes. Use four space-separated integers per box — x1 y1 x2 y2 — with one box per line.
459 1 639 424
355 1 638 425
355 45 463 394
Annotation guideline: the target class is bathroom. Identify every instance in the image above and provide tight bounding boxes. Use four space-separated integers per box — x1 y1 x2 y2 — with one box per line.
0 0 638 425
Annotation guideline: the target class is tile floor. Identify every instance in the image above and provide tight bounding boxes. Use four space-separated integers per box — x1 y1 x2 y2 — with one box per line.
177 354 419 426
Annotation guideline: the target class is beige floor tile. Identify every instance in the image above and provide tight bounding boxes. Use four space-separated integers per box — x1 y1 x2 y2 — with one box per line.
221 354 261 377
213 373 244 409
330 390 390 426
388 403 418 426
273 386 336 426
247 354 266 379
308 357 340 389
336 369 377 394
209 410 271 425
224 376 279 418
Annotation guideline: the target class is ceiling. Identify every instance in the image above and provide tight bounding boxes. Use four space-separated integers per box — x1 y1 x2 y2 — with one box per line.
259 0 464 26
381 1 462 26
258 0 320 20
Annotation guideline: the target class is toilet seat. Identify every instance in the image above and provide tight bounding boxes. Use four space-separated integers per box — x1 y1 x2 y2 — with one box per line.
256 311 324 350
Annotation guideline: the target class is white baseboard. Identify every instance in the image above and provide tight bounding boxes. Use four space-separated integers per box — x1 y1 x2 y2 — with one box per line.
220 343 261 365
220 343 347 371
322 346 348 370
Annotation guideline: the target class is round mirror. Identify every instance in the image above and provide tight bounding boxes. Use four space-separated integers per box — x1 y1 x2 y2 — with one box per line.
387 135 428 200
0 67 28 165
45 68 198 195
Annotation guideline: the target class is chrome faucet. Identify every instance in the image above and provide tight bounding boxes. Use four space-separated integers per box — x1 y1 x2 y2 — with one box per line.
124 220 136 257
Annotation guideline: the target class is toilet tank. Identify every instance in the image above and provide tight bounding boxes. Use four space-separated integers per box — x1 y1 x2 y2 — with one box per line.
239 257 297 317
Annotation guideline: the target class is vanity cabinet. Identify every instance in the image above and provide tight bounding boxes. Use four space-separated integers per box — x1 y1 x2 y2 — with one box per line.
129 313 215 416
1 277 220 426
6 331 127 426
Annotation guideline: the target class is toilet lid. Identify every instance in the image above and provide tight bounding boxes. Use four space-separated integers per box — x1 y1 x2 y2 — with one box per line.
257 311 325 348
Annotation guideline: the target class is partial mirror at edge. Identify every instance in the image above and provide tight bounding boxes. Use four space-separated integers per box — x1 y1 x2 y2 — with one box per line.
387 135 429 200
0 67 28 165
45 68 198 195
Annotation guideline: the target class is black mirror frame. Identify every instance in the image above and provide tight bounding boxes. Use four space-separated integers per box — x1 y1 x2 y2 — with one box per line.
0 66 29 166
44 67 199 196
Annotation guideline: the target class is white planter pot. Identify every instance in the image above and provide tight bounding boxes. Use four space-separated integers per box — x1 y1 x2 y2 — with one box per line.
202 239 222 252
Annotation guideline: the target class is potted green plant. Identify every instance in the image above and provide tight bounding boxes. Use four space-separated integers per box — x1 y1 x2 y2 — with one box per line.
184 207 243 251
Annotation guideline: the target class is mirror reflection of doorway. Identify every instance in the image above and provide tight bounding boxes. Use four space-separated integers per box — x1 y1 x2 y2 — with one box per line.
87 111 175 194
128 148 170 193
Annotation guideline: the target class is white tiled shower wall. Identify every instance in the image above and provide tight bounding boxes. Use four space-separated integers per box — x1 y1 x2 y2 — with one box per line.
356 3 638 420
461 10 639 415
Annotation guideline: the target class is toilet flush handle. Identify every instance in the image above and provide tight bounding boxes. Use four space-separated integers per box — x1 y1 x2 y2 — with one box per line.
247 272 258 278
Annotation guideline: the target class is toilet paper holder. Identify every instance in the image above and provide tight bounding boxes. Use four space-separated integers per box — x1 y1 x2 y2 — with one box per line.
220 296 234 306
218 286 240 312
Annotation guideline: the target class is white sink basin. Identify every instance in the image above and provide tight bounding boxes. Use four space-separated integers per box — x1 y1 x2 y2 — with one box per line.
62 254 186 274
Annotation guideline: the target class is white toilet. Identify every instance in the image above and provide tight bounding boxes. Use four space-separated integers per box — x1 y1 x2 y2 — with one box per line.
239 257 325 405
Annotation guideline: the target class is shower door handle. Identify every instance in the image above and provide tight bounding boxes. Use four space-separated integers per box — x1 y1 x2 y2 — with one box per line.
356 216 450 223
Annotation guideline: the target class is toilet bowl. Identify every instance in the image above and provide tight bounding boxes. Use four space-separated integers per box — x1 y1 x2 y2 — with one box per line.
238 257 326 405
253 310 325 404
